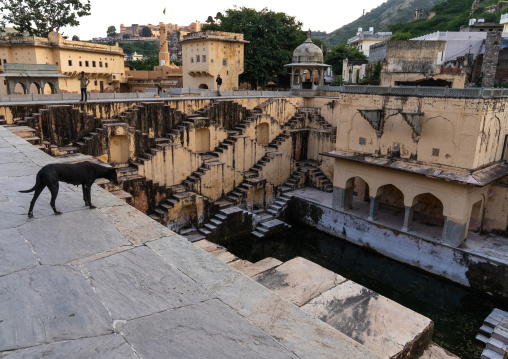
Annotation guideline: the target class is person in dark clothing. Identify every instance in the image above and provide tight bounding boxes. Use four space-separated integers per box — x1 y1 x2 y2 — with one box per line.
216 74 222 95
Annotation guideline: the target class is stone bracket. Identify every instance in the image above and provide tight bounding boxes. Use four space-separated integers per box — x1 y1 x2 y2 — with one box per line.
401 112 424 140
358 109 385 137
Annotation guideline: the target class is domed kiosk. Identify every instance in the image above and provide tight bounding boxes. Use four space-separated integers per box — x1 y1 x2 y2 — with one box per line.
285 31 330 90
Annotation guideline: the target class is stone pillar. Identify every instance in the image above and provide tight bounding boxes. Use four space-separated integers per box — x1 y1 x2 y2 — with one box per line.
368 196 380 221
332 187 351 211
402 205 414 232
159 22 170 66
442 217 468 247
481 31 501 88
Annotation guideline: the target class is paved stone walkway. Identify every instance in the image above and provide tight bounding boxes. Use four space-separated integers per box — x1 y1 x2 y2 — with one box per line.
0 125 379 358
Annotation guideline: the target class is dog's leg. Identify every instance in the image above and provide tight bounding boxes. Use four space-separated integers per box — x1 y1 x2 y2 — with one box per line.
47 182 62 215
82 185 89 206
28 185 45 218
85 183 96 209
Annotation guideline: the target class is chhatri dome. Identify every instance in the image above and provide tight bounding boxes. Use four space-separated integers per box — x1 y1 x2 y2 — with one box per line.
285 30 330 89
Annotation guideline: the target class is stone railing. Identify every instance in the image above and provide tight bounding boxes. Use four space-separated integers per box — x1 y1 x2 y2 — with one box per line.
0 89 294 103
316 85 508 98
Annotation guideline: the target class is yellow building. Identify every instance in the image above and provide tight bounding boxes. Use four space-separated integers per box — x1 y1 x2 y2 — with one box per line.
180 31 248 90
347 27 392 57
322 91 508 248
0 32 125 94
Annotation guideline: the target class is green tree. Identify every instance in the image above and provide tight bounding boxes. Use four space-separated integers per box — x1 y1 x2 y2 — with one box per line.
0 0 91 37
72 34 79 41
389 31 412 40
107 25 116 37
324 43 367 76
141 26 152 37
202 7 305 89
122 33 130 39
128 55 159 71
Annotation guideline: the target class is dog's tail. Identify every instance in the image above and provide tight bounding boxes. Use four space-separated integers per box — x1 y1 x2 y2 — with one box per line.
19 173 41 193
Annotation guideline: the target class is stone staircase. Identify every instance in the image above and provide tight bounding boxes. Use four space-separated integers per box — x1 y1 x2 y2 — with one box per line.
477 309 508 359
190 243 436 359
251 193 293 238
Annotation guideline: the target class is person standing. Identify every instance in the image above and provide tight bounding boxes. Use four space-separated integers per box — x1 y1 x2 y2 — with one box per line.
216 74 222 96
78 71 90 102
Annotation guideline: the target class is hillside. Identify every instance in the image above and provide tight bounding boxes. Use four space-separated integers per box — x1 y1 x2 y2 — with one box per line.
324 0 443 46
389 0 505 37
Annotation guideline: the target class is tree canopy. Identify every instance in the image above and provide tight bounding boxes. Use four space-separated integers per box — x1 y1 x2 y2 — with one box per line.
0 0 91 37
107 25 117 37
324 43 367 76
141 26 152 37
202 7 305 89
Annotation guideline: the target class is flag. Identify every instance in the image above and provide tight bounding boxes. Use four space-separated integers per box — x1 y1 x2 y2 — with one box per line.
163 7 166 14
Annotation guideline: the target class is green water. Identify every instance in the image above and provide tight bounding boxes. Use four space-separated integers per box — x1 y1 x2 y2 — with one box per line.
225 224 508 359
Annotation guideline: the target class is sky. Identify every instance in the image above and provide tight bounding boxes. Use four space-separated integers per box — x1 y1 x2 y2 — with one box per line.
59 0 386 40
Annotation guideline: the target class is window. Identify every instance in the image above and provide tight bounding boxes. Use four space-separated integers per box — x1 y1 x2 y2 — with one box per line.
202 55 206 62
191 58 194 63
359 137 367 145
94 80 97 86
68 60 72 66
99 61 103 67
92 61 96 67
223 59 227 66
3 59 6 64
85 61 89 67
196 55 200 62
113 75 116 79
432 148 440 157
105 63 108 68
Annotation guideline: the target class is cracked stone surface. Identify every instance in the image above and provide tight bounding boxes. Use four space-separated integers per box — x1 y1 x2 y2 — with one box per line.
0 228 39 276
17 210 130 265
0 266 112 351
122 299 299 359
301 281 433 358
1 334 139 359
253 257 347 307
82 246 213 320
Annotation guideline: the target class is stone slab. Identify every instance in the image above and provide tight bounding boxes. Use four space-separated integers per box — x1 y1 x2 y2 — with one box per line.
82 246 212 320
229 259 253 271
0 228 38 276
236 257 283 278
194 239 222 252
17 210 130 265
419 343 461 358
0 161 41 178
0 266 112 351
301 281 433 358
0 147 30 164
210 249 239 263
0 199 33 230
254 256 347 307
147 238 380 359
3 334 138 359
100 205 171 245
122 299 299 359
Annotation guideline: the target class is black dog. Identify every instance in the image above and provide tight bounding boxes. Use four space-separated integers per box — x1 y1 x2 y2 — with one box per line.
19 161 119 218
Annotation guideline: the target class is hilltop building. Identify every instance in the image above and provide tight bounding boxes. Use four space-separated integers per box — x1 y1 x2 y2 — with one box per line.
0 32 125 94
347 27 392 57
180 31 248 90
119 21 203 40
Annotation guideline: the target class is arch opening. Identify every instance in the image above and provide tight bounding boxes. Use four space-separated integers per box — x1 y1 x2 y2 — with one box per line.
411 193 445 239
468 199 483 232
375 184 405 227
198 84 208 89
14 82 26 94
29 82 41 94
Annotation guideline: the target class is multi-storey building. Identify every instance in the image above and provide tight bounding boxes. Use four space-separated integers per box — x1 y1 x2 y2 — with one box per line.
180 31 248 90
0 32 125 94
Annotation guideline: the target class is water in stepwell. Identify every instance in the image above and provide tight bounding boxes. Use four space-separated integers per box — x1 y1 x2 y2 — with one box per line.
225 224 508 359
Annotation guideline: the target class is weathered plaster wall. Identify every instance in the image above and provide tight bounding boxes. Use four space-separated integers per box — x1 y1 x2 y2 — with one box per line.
336 93 507 171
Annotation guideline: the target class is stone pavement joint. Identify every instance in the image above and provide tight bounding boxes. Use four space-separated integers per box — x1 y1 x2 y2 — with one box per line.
0 125 380 358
